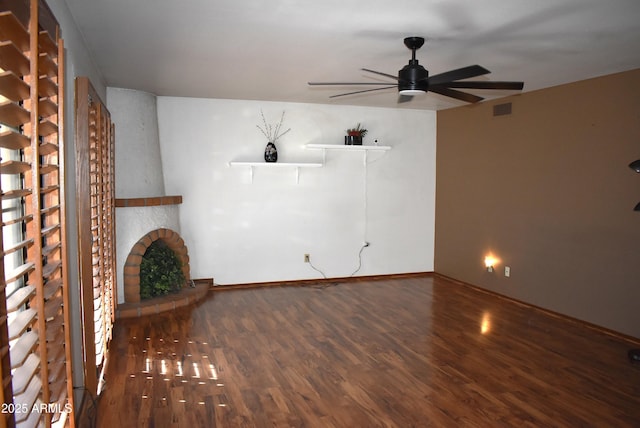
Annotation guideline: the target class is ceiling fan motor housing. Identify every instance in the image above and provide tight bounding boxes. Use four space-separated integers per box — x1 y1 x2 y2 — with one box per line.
398 62 429 92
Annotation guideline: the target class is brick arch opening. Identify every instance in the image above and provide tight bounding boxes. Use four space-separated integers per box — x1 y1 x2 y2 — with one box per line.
123 228 190 303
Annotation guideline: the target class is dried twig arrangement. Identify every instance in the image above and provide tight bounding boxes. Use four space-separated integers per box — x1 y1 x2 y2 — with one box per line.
256 110 291 143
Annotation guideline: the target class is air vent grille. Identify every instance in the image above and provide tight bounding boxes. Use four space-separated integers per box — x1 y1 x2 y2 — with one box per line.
493 102 512 116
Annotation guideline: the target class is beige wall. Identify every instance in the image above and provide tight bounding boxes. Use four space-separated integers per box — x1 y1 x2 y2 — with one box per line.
435 68 640 339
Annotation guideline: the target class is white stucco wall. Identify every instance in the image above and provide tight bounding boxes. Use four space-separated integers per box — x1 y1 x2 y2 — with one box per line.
156 98 436 284
107 87 166 198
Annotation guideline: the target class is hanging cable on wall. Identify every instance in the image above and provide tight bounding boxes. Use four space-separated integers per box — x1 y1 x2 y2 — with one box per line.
350 149 386 276
305 146 389 280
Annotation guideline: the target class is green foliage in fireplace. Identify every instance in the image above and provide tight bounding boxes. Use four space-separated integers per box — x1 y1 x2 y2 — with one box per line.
140 240 185 300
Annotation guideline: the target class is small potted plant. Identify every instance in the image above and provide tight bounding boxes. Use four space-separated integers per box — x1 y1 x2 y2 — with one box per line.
345 123 367 145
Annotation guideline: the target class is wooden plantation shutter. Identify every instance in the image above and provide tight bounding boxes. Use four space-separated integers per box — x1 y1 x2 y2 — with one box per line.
0 0 73 427
0 0 74 427
75 77 115 398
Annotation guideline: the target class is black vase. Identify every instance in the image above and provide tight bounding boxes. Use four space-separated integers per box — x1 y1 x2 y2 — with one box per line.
345 135 363 145
264 141 277 162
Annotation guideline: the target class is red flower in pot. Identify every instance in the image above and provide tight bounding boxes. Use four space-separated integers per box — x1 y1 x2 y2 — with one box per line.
345 123 367 145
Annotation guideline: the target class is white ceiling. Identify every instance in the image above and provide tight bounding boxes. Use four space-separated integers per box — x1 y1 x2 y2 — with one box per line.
63 0 640 110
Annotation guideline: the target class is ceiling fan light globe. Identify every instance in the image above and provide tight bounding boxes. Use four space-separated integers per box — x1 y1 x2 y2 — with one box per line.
399 89 425 96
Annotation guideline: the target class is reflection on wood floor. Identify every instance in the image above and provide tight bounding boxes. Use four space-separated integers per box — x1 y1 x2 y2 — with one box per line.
95 274 640 427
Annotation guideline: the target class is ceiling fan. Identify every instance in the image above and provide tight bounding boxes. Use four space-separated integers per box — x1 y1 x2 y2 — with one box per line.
308 36 524 104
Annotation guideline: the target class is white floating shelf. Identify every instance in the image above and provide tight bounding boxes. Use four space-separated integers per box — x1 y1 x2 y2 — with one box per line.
229 160 323 184
229 160 323 168
306 143 391 151
306 143 391 165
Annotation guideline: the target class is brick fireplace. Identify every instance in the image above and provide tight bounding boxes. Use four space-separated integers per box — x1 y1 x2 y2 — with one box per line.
115 196 208 318
123 226 190 304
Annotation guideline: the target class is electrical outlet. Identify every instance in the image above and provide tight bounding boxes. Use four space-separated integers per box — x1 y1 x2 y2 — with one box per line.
505 266 511 277
304 254 310 263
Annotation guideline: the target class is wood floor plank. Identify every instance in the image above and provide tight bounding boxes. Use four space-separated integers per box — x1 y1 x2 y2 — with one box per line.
96 275 640 427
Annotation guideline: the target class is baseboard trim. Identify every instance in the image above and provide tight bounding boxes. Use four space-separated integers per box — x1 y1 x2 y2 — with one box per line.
211 272 433 291
434 273 640 345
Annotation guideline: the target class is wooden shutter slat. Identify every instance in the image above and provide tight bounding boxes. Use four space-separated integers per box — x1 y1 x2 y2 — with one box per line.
46 342 64 366
15 404 42 428
1 188 32 200
40 184 59 195
11 353 39 394
37 30 56 58
44 316 62 342
47 360 64 385
37 52 56 77
3 238 34 257
9 330 38 369
43 278 61 300
38 118 58 136
0 128 30 149
43 295 62 321
38 96 57 117
39 163 59 174
13 376 41 423
0 100 30 127
0 12 29 50
0 41 29 75
7 308 36 340
5 285 35 312
2 214 33 227
0 160 31 174
0 70 30 101
39 141 57 155
41 242 60 257
42 260 61 279
37 75 57 97
41 205 60 217
5 261 35 284
40 224 59 235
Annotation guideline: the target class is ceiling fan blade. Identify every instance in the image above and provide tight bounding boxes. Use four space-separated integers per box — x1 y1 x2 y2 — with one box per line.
309 82 399 86
429 86 484 103
397 94 413 103
361 68 398 80
428 65 490 85
434 81 524 90
329 86 397 98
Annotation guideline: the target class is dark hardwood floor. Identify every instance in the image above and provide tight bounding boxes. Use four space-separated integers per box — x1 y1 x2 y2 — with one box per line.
93 275 640 427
